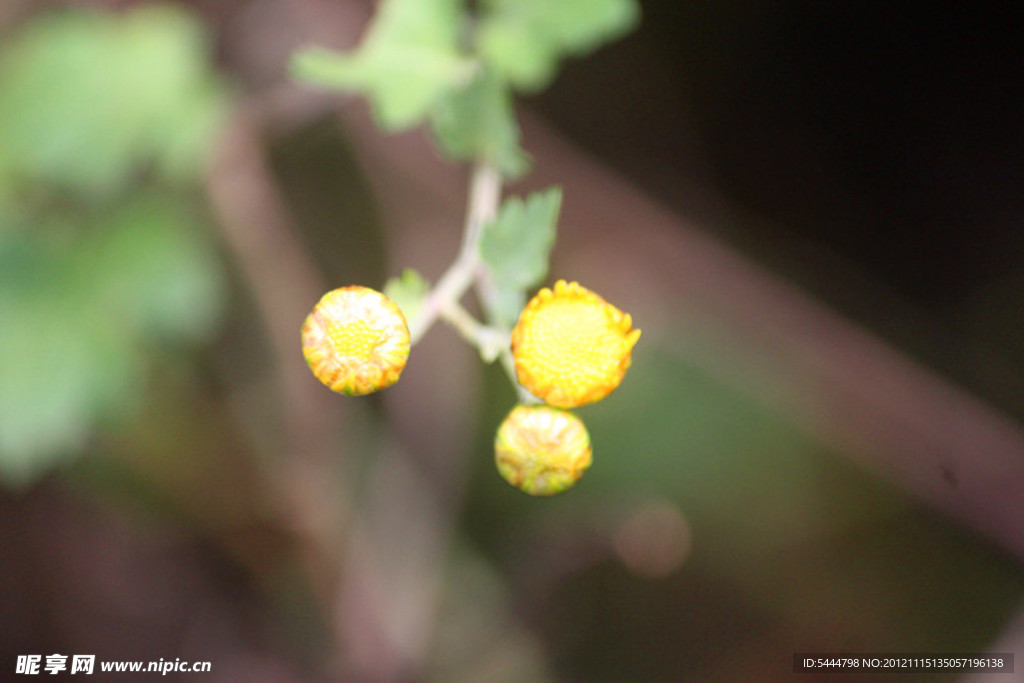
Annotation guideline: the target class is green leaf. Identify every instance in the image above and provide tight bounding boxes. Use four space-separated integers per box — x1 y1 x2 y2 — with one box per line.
0 6 228 487
83 196 225 342
430 70 530 178
291 0 474 130
477 0 640 91
477 275 527 331
0 196 224 487
114 4 230 181
0 4 228 197
479 187 562 291
384 268 431 323
0 233 143 486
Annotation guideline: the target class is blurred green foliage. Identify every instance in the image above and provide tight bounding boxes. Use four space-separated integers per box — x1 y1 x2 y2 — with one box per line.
430 70 529 178
384 267 431 324
476 0 640 92
292 0 640 178
0 4 229 486
291 0 472 131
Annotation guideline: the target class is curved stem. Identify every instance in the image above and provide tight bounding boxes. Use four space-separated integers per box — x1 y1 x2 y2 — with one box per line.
461 163 501 257
405 162 536 403
407 163 501 344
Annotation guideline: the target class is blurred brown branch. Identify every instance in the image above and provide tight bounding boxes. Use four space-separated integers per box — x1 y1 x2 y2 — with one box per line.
205 81 479 680
206 89 354 656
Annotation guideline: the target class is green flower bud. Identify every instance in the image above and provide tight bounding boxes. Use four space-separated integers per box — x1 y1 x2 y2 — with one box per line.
495 405 592 496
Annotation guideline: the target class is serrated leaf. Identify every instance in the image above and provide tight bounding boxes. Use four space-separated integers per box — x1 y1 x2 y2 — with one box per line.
475 16 558 91
477 275 527 331
430 70 530 179
291 0 474 130
479 187 562 293
384 268 431 324
478 0 640 91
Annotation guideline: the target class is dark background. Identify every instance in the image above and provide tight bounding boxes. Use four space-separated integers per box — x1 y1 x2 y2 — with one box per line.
534 1 1024 419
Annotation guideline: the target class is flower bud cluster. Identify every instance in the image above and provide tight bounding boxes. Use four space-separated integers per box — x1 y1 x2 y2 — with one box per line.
496 281 639 496
299 280 639 497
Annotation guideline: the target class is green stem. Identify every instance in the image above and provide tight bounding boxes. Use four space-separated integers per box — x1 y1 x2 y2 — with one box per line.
406 162 535 403
407 163 500 344
461 163 501 257
439 301 501 359
502 346 538 404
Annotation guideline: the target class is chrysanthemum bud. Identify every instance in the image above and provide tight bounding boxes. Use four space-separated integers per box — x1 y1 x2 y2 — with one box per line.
301 286 410 396
511 280 640 408
495 405 592 496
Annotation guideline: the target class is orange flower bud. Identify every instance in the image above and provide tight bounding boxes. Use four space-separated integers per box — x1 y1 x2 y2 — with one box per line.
301 286 410 395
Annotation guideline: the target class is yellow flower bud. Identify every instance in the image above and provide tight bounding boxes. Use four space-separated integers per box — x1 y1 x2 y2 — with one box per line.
511 280 640 408
301 286 410 396
495 405 592 496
